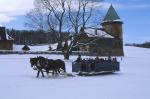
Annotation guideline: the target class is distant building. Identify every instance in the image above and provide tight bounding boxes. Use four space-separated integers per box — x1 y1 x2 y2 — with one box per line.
0 27 13 50
76 5 124 56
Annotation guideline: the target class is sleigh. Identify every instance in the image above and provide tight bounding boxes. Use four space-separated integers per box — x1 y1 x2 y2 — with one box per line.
72 61 120 75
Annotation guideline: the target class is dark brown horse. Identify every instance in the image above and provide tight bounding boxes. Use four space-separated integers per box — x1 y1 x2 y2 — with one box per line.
30 56 66 77
46 59 66 75
30 56 46 77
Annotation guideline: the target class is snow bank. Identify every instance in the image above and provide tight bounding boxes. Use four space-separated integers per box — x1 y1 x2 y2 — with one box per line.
13 44 49 51
13 41 69 51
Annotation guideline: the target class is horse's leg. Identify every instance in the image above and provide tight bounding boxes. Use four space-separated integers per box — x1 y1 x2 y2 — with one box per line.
54 69 58 77
62 68 67 77
56 69 60 77
41 70 45 77
58 68 61 74
55 69 58 74
37 70 40 78
54 71 56 77
61 65 67 77
46 70 49 76
51 70 54 76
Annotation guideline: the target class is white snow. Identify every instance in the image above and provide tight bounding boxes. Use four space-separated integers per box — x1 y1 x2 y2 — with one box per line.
14 44 49 51
13 44 58 51
0 46 150 99
84 27 114 38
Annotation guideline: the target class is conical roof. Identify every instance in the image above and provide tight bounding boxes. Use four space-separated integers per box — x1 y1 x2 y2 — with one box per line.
103 5 121 22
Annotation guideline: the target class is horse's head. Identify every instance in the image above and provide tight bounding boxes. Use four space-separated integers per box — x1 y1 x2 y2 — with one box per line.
30 57 38 70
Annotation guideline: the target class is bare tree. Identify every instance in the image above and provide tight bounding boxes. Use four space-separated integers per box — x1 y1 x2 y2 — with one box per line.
42 0 66 41
25 0 48 30
63 0 103 59
25 0 104 59
67 0 95 34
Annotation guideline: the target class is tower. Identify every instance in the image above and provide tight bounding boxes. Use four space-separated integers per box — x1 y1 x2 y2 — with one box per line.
101 5 123 39
0 27 7 40
0 27 13 50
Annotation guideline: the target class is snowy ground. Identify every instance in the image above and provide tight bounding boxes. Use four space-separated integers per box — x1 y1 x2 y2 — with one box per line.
13 44 57 51
13 44 49 51
0 46 150 99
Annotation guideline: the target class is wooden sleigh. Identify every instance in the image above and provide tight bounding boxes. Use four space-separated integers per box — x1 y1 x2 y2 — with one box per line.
72 61 120 76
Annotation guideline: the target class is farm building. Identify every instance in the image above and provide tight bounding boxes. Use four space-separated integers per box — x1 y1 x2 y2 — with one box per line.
0 27 13 50
76 5 124 56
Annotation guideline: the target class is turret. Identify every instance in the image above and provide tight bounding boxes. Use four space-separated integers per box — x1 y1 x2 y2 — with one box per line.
0 27 7 40
101 5 123 39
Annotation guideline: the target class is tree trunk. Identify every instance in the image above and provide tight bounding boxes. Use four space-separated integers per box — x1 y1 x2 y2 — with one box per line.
64 53 70 60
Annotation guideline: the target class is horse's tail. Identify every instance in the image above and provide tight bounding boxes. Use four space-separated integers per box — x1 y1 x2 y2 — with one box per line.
58 59 66 73
62 61 66 73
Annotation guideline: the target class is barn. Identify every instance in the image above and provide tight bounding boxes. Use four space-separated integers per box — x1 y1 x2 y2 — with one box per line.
76 5 124 56
0 27 13 50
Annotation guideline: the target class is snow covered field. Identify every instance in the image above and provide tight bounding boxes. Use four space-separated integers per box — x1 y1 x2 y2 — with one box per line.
0 46 150 99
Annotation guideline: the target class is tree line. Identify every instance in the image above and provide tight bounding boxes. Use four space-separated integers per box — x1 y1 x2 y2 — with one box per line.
125 42 150 48
7 29 69 45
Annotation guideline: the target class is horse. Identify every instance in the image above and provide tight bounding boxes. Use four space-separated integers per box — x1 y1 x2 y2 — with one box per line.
30 56 66 77
30 56 46 78
46 59 66 75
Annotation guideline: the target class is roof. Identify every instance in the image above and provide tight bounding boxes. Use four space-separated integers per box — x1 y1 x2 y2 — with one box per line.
81 27 114 38
0 27 13 40
6 33 14 40
77 27 115 46
103 5 121 22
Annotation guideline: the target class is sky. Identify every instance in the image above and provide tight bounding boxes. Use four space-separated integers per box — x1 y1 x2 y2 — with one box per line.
0 0 150 43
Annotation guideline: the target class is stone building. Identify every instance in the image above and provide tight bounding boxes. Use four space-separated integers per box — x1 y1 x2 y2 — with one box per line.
0 27 13 50
76 5 124 56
